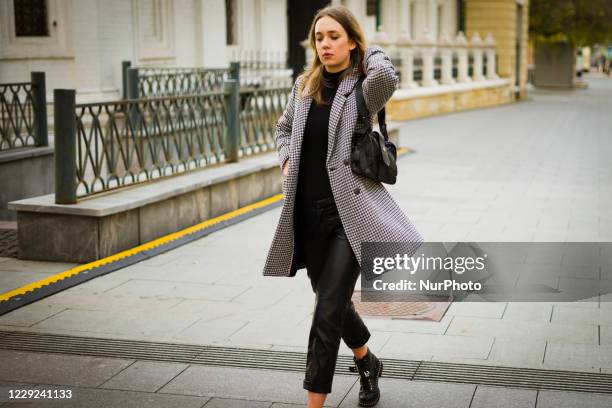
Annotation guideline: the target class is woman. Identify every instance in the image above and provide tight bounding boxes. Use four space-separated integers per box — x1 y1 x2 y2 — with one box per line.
263 5 423 408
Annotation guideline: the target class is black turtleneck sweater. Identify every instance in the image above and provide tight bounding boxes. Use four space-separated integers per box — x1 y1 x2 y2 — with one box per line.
296 68 344 204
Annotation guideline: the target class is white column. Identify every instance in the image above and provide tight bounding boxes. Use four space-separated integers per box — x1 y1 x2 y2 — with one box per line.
372 26 391 48
455 31 471 83
397 29 418 88
439 32 455 85
418 31 438 87
485 32 499 79
471 32 485 81
427 0 438 40
414 0 428 41
398 0 410 34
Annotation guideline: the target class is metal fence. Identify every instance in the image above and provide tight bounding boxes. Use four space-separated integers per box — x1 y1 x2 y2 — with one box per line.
123 52 293 99
239 85 291 156
55 79 291 202
0 72 48 151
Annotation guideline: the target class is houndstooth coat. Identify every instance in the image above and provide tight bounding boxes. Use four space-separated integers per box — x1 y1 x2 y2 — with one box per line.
263 45 423 280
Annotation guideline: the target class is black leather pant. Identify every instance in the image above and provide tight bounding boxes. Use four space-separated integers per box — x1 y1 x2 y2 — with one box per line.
295 196 371 394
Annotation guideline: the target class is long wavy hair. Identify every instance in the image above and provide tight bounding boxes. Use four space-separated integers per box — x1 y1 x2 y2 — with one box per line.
298 5 367 106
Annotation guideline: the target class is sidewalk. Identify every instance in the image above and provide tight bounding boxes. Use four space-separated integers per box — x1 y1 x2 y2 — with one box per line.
1 348 611 407
0 75 612 406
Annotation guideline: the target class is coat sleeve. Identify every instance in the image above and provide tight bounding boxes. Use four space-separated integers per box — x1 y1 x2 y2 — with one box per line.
275 78 300 170
361 45 399 115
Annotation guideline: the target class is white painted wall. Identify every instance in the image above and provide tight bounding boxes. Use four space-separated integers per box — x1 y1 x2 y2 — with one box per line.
378 0 458 41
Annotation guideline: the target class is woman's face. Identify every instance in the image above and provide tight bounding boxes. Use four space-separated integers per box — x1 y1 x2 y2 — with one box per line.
314 16 356 73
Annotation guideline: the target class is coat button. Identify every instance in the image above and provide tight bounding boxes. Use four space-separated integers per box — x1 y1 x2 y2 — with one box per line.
354 187 360 195
343 158 351 165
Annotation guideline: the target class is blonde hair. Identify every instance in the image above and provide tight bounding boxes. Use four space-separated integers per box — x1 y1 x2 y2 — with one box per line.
298 5 367 106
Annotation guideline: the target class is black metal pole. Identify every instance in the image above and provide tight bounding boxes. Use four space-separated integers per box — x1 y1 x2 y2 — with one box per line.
31 72 48 147
122 61 132 100
224 79 240 162
54 89 77 204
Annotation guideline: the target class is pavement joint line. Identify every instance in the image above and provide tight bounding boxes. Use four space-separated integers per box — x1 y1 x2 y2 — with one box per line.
0 194 284 314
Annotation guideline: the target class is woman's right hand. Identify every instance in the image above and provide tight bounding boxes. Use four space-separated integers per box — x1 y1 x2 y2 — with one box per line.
282 160 289 177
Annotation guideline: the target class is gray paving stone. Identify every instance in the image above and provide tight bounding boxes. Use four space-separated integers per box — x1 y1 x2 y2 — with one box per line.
0 302 66 327
203 397 272 407
173 316 250 344
600 325 612 345
114 262 219 284
31 309 201 339
502 302 553 322
159 365 356 406
470 385 537 408
1 385 209 408
339 378 475 407
486 339 547 368
33 291 183 313
99 361 188 392
358 314 454 335
0 381 38 404
543 342 612 372
551 305 612 326
0 350 133 387
446 302 506 319
381 332 493 359
446 316 598 345
103 279 248 301
537 389 612 408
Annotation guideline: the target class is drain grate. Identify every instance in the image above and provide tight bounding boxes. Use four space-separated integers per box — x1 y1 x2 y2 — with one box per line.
0 330 611 394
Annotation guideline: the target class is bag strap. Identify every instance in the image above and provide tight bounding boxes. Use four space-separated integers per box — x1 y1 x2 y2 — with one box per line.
355 76 389 141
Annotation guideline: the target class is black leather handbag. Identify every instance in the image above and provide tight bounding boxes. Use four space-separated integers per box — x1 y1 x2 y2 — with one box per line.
350 77 398 185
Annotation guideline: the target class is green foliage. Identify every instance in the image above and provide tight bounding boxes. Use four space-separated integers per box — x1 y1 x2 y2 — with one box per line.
529 0 612 45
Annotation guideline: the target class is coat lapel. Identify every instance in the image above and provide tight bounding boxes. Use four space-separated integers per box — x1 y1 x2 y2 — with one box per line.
326 68 360 164
291 67 360 167
290 89 312 169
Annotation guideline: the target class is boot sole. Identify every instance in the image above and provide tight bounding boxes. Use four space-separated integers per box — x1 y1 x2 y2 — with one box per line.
358 360 383 407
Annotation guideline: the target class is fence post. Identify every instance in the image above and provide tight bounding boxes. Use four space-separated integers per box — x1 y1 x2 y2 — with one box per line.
224 79 240 162
122 61 132 99
126 67 140 126
31 72 48 147
230 61 240 84
54 89 77 204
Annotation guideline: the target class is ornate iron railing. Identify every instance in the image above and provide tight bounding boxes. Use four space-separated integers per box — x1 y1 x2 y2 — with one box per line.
0 73 48 152
238 85 291 156
72 92 227 198
232 50 294 88
0 82 35 151
137 67 229 97
123 51 293 99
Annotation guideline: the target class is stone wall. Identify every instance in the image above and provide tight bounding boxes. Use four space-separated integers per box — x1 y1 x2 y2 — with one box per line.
15 165 282 263
387 81 515 121
0 147 54 221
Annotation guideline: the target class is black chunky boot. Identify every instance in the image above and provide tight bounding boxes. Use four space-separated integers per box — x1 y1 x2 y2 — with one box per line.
348 349 383 407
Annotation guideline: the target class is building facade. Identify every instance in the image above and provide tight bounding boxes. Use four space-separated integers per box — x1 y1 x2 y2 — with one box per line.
0 0 528 108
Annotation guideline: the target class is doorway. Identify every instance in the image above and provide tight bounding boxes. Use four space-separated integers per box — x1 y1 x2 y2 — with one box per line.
287 0 330 81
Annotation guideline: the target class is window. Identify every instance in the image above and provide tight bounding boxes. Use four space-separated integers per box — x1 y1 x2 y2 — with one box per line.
226 0 236 45
366 0 376 16
14 0 49 37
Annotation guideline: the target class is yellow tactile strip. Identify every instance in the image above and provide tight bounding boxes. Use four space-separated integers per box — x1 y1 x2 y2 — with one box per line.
0 194 284 303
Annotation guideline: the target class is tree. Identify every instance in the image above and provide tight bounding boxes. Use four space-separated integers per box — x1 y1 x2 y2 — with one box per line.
530 0 612 45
